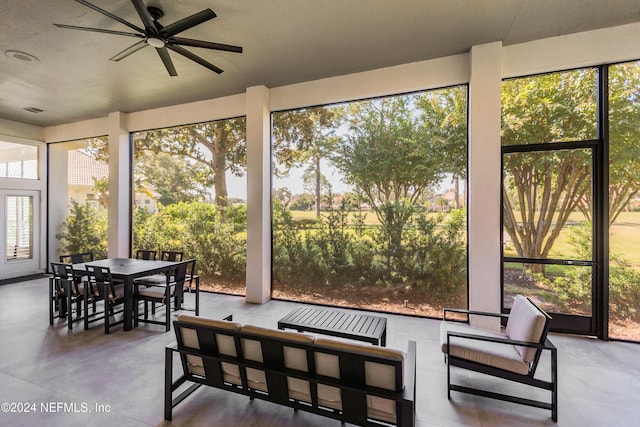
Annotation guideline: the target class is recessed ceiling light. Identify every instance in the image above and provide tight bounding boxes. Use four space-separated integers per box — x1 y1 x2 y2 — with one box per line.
23 107 44 114
5 50 40 63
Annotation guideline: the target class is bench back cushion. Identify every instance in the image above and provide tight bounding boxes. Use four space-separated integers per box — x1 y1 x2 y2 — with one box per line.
240 324 315 395
505 295 548 363
314 338 405 424
176 315 242 383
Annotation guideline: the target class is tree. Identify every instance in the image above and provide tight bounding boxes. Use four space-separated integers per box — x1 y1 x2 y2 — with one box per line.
272 106 343 218
603 62 640 225
416 86 468 208
502 150 591 262
335 95 448 260
92 176 109 208
501 70 597 264
135 151 211 205
134 118 246 208
272 187 293 209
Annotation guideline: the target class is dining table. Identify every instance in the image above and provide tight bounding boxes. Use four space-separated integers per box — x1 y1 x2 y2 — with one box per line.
71 257 179 331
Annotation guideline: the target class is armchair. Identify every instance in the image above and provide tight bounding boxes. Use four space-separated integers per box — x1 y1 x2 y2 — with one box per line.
440 295 557 421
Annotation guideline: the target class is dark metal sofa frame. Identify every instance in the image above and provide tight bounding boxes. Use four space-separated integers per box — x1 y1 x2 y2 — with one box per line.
165 317 416 426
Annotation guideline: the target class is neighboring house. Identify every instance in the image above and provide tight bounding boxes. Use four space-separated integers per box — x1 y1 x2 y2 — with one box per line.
67 150 159 211
133 184 161 212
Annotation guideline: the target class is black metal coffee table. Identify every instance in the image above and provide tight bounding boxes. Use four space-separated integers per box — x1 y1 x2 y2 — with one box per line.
277 306 387 346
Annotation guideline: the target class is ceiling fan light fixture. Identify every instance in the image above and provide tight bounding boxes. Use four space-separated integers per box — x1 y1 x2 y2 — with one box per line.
147 37 165 48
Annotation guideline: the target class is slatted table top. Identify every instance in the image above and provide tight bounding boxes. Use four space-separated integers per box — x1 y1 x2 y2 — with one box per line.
277 306 387 346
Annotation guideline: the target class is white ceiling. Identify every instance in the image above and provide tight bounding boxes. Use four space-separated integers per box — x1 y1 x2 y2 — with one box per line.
2 0 640 127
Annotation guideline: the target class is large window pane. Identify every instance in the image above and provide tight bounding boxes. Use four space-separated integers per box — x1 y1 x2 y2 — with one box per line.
132 117 247 296
50 138 109 261
501 69 598 145
609 60 640 340
0 140 38 179
272 86 468 317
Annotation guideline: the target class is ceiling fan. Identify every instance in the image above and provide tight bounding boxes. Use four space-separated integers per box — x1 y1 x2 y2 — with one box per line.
54 0 243 76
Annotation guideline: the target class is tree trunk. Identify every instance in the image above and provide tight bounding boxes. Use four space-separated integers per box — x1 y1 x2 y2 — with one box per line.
213 127 228 208
315 155 321 218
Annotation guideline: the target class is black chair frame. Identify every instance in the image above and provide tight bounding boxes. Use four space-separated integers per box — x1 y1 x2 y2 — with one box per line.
60 252 94 264
49 262 84 329
134 261 190 332
444 302 557 421
136 249 157 260
161 250 184 262
84 265 125 334
184 258 200 316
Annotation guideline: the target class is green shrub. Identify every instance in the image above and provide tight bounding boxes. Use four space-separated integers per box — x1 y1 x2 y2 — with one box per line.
56 200 108 259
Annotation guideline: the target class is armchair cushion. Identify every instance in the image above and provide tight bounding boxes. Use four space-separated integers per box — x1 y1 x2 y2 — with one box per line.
505 295 547 363
440 321 530 375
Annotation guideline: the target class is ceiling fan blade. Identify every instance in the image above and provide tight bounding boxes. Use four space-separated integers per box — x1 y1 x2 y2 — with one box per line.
109 40 148 61
54 23 143 38
74 0 144 33
131 0 157 33
170 37 243 53
161 9 216 37
156 47 178 76
167 45 223 74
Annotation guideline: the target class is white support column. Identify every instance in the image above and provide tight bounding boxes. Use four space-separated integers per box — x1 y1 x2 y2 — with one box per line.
468 42 502 329
48 143 69 264
245 85 272 304
107 112 130 258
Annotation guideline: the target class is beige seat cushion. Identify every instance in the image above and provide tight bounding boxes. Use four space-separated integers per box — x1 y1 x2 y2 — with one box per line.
506 295 547 363
221 362 242 385
246 367 268 392
440 321 530 375
137 286 169 299
367 395 396 424
287 377 311 403
317 384 342 410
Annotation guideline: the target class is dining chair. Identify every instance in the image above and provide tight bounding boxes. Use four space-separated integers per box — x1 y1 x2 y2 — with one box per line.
49 262 84 329
134 260 189 332
84 265 125 334
135 249 157 260
161 250 184 262
60 252 94 264
184 258 200 316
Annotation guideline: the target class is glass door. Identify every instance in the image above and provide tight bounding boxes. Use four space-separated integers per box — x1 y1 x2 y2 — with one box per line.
502 146 596 334
0 190 40 280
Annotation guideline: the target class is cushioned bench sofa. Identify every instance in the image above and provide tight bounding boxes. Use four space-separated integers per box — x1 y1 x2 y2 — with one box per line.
165 314 416 426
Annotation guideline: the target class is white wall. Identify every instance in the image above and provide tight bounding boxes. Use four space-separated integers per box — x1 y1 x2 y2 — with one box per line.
1 22 639 307
0 135 47 279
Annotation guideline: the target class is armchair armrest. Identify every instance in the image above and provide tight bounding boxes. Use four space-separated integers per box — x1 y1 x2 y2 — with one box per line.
446 330 555 352
403 340 416 401
443 307 510 321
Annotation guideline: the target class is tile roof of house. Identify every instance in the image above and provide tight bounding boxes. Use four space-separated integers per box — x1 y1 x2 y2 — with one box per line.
67 150 109 186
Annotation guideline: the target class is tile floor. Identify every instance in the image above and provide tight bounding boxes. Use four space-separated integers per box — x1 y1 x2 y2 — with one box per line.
0 277 639 426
